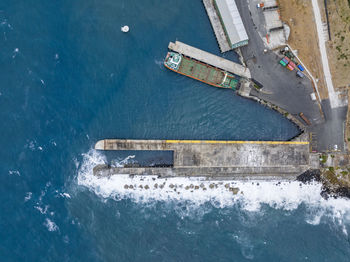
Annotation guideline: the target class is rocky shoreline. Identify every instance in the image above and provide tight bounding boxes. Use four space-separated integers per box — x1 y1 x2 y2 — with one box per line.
297 169 350 199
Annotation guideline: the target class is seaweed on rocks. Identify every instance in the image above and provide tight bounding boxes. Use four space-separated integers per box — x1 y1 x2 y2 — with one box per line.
298 169 350 200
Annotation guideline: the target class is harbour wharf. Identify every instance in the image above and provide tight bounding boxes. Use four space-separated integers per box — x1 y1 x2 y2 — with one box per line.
94 138 314 180
168 41 251 79
202 0 231 53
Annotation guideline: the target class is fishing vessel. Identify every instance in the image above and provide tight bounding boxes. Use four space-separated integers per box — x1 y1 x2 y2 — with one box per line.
164 52 240 90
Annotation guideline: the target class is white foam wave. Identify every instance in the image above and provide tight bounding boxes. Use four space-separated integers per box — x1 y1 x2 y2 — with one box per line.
60 192 71 199
34 205 49 214
9 170 20 176
12 48 19 58
25 140 44 151
24 192 32 202
77 149 350 231
44 218 59 232
154 59 164 68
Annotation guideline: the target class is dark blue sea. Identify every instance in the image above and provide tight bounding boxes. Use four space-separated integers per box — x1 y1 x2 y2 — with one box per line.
1 0 349 261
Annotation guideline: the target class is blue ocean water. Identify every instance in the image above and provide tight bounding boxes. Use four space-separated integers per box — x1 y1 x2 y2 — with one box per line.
0 0 349 261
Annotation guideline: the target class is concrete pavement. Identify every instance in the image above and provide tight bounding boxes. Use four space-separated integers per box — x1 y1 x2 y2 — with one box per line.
235 0 347 152
94 138 311 179
235 0 323 125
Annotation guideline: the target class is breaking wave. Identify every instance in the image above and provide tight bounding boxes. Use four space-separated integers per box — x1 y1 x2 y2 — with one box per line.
77 149 350 233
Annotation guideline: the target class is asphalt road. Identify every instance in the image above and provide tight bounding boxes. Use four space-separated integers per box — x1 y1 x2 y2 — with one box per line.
310 100 347 152
234 0 347 152
236 1 323 124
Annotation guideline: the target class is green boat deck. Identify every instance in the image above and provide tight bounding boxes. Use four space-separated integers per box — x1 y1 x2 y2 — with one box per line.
179 56 224 85
165 52 239 90
179 56 238 89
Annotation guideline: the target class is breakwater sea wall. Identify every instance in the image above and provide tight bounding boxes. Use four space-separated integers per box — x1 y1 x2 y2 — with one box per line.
93 134 319 180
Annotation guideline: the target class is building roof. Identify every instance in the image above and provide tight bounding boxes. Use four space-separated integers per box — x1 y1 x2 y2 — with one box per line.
215 0 248 47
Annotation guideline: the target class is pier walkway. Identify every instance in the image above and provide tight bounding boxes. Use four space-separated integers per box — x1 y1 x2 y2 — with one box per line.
202 0 231 53
168 41 251 79
94 139 312 180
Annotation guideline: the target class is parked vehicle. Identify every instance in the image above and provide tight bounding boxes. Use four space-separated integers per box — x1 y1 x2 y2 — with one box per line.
297 65 305 71
296 71 304 78
289 61 296 69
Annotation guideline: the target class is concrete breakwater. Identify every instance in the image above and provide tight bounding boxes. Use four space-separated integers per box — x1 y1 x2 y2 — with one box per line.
93 136 318 180
93 41 318 180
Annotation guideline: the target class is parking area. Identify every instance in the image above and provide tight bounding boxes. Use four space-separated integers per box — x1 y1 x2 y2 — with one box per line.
236 0 323 123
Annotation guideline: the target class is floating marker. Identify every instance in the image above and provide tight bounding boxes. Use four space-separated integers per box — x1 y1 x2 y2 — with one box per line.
121 25 129 33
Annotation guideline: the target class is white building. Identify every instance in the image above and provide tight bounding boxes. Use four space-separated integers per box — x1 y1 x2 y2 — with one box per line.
214 0 249 48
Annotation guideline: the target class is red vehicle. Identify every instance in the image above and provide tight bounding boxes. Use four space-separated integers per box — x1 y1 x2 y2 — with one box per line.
288 61 296 68
299 113 311 125
287 64 294 71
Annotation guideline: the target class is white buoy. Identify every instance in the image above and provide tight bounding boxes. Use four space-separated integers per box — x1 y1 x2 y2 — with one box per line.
121 25 129 33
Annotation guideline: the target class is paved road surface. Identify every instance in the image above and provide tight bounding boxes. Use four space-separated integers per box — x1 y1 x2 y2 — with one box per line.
235 0 323 125
235 0 347 152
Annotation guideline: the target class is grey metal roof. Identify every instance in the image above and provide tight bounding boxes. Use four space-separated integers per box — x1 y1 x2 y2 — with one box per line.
215 0 249 46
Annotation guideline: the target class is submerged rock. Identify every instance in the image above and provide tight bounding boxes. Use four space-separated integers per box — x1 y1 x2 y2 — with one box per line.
229 187 239 195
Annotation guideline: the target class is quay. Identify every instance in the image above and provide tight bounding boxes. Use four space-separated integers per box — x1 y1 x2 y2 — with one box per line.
168 41 251 79
202 0 231 52
202 0 249 51
94 138 317 180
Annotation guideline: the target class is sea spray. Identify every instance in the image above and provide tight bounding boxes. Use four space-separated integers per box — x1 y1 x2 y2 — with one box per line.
77 149 350 232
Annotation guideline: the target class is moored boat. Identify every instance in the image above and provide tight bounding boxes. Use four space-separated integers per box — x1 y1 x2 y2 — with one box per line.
164 52 240 90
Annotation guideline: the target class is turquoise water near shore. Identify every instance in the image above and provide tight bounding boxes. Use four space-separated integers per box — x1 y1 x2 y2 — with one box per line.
0 0 349 261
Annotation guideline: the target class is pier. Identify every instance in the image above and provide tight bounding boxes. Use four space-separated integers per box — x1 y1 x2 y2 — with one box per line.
94 138 315 180
202 0 231 52
168 41 251 79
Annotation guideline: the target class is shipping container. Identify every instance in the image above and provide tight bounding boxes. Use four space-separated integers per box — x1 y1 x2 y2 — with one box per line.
284 56 290 62
279 60 287 66
285 51 293 58
287 64 294 71
289 61 296 68
282 58 289 64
